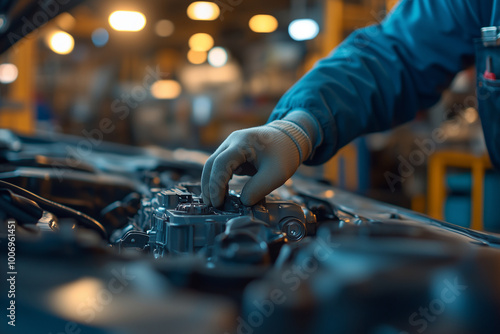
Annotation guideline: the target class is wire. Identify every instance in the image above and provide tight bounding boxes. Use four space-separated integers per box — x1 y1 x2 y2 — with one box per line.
0 180 108 239
0 191 42 225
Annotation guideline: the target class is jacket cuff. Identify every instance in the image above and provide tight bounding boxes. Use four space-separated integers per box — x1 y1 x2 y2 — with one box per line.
277 109 324 163
283 110 323 149
267 105 337 165
267 120 313 163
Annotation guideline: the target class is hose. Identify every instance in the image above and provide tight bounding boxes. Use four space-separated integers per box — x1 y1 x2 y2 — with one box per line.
0 180 108 239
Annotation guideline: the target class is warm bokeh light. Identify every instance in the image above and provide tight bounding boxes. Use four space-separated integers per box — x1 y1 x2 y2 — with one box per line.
249 14 278 33
151 80 182 99
55 12 76 31
188 33 214 51
91 28 109 47
208 47 228 67
187 2 220 21
0 63 18 84
180 63 241 92
187 50 207 64
288 19 319 41
155 19 174 37
48 278 104 322
108 11 146 32
49 31 74 55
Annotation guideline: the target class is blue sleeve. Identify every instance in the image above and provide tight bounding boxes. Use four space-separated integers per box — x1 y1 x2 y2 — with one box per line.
268 0 488 165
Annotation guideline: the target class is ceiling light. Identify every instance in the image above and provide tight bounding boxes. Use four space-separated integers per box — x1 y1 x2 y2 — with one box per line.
188 33 214 52
109 11 146 32
151 80 182 99
207 47 228 67
187 2 220 21
249 14 278 33
288 19 319 41
49 31 74 55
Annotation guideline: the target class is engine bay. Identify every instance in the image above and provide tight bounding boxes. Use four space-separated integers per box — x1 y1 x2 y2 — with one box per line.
1 131 500 334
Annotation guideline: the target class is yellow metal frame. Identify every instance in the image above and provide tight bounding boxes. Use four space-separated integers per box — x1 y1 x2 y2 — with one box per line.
0 36 36 134
427 151 492 231
321 0 396 57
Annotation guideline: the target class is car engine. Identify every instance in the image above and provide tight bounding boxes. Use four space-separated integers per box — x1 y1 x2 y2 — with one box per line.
114 182 318 259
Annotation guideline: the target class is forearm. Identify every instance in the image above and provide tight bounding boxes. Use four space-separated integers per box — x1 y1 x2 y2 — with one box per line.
269 0 482 165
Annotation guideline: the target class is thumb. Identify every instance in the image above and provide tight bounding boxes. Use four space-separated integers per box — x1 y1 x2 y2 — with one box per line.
239 162 289 206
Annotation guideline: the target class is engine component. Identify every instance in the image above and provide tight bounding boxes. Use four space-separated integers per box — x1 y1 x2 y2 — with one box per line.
115 183 317 257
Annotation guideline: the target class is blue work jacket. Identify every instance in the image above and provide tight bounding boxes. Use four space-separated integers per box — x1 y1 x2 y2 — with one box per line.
269 0 500 167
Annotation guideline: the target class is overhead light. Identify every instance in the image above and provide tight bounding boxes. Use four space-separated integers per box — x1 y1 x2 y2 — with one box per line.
155 19 174 37
249 14 278 33
0 63 18 84
188 33 214 52
187 50 207 64
288 19 319 41
56 12 76 31
49 31 74 55
187 2 220 21
108 11 146 32
91 28 109 47
151 80 182 99
207 47 228 67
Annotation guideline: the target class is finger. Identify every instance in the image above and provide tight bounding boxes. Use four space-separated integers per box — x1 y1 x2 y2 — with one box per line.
201 156 215 206
239 161 287 206
209 147 248 208
201 143 229 205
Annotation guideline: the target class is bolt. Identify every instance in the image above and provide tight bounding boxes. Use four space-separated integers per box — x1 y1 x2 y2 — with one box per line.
281 218 306 241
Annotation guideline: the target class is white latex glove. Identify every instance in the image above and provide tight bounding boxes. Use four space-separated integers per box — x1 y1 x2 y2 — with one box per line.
201 110 321 207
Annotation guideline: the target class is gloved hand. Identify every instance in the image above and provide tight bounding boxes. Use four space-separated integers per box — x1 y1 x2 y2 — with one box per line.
201 110 322 207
